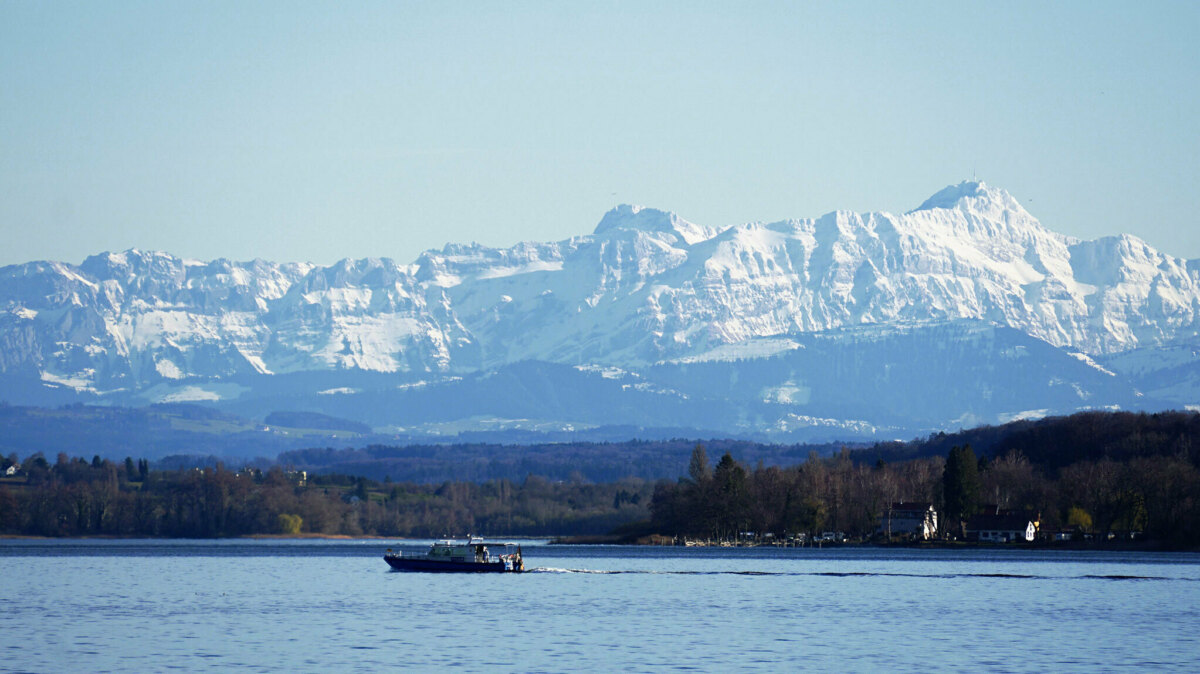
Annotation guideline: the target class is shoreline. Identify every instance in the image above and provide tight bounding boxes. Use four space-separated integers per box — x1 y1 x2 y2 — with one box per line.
549 534 1200 553
3 533 1195 553
0 533 397 541
0 533 551 542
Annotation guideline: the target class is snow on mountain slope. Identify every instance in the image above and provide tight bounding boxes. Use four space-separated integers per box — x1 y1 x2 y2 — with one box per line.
421 181 1200 367
265 256 477 374
643 320 1144 432
1 182 1197 428
0 251 314 391
1099 336 1200 406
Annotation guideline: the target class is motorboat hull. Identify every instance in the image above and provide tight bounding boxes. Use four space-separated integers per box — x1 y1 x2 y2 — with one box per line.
384 554 521 573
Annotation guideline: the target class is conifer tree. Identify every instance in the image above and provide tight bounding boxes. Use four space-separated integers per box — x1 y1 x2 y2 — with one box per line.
942 444 981 538
687 444 711 484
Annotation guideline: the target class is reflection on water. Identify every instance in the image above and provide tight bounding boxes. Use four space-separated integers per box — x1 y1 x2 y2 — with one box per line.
1 542 1198 672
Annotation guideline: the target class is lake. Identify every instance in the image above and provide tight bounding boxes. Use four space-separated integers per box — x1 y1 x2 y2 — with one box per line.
2 540 1198 672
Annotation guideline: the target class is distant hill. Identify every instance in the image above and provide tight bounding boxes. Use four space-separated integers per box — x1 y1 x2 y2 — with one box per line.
3 404 1196 482
277 439 845 484
0 401 849 469
856 410 1200 472
263 411 371 435
0 403 369 462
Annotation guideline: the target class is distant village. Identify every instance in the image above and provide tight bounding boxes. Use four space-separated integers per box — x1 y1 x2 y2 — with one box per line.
667 501 1107 548
638 436 1185 548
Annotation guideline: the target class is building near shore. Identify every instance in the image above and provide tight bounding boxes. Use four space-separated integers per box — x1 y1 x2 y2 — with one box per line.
878 502 938 540
965 509 1038 543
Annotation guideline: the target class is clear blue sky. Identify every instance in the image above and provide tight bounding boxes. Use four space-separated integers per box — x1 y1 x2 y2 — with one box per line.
2 1 1198 266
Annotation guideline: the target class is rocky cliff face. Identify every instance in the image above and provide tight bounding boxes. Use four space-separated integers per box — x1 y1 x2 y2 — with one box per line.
2 182 1197 439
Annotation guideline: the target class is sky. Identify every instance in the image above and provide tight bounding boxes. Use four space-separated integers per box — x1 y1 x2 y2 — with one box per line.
1 1 1198 267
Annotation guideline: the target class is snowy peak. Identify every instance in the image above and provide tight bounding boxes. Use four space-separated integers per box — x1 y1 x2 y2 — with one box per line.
593 204 714 245
297 256 406 290
4 182 1199 440
2 182 1199 402
914 180 989 210
79 248 188 282
593 204 675 234
912 180 1029 219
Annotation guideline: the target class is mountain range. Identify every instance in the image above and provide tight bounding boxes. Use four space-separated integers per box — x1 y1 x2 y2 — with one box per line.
2 181 1198 442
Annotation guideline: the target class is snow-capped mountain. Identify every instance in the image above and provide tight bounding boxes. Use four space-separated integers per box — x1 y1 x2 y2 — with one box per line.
2 181 1197 440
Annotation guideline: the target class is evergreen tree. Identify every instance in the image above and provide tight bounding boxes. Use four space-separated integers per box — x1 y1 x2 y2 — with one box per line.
712 452 750 539
942 445 982 538
687 444 711 484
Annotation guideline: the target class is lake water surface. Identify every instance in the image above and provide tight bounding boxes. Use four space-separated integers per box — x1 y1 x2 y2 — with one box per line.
2 540 1198 672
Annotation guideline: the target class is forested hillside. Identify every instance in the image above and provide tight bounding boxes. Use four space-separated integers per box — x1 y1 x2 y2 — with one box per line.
0 455 652 538
3 411 1198 546
651 412 1200 548
280 439 838 484
857 410 1200 470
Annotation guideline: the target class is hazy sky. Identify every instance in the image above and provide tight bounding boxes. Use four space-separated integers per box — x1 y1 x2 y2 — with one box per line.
2 1 1198 267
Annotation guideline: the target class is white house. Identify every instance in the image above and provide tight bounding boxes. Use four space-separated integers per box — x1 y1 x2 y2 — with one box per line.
878 502 938 540
965 513 1037 542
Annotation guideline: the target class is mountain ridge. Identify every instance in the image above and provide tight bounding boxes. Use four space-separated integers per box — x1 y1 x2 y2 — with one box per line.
2 181 1198 441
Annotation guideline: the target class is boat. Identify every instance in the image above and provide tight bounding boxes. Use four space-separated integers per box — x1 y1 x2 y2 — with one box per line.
384 537 524 573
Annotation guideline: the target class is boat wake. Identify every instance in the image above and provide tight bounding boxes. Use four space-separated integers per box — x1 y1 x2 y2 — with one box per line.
526 568 1183 581
529 567 621 574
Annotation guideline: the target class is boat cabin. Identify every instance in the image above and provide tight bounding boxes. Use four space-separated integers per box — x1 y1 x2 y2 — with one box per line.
428 538 493 563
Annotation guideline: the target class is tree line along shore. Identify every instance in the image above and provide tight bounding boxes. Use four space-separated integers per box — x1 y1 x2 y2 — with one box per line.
1 411 1198 548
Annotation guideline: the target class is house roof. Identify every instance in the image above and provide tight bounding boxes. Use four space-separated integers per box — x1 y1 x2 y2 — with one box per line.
965 513 1034 531
889 502 934 512
977 505 1023 517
